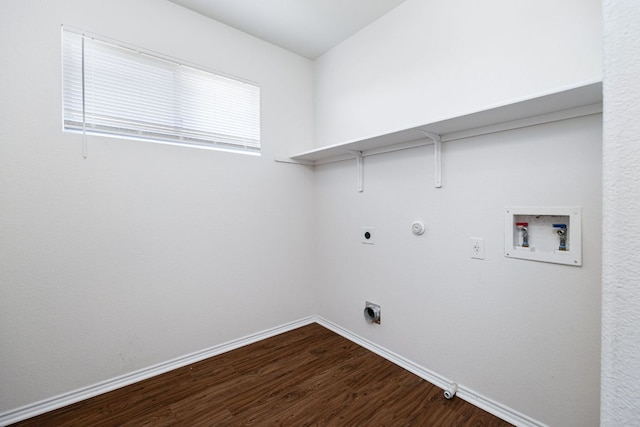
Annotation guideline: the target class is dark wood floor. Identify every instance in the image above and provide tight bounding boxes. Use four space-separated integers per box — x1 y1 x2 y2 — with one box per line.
12 323 512 426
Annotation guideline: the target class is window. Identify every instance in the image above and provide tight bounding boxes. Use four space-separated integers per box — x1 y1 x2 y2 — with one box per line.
62 28 261 155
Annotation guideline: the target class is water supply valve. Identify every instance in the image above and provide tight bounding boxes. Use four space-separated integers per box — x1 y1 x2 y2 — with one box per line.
516 222 529 248
553 224 567 251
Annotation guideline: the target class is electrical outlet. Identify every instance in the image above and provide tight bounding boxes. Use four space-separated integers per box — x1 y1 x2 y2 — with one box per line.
470 237 485 260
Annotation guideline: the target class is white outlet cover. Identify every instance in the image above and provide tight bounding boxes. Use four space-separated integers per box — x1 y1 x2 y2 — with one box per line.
361 226 375 244
470 237 485 259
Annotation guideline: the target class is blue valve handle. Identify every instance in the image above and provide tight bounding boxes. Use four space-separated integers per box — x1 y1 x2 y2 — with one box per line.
553 224 567 229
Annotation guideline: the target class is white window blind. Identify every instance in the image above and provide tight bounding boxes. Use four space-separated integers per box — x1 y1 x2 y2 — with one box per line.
62 28 261 155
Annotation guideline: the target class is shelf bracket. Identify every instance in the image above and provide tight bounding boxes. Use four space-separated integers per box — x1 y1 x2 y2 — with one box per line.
343 150 364 192
419 131 442 188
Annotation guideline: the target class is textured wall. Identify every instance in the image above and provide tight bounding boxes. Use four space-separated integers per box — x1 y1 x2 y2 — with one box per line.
601 0 640 425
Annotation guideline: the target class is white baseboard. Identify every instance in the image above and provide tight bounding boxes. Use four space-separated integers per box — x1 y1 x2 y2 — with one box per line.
0 316 316 426
315 316 547 427
1 315 545 427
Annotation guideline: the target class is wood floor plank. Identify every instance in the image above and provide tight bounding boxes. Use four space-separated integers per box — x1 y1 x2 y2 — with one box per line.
11 323 513 426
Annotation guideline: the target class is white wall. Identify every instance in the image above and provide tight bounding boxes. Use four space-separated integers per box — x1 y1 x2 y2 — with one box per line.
0 0 609 425
314 116 602 427
314 0 602 147
601 1 640 426
313 1 603 426
0 0 315 413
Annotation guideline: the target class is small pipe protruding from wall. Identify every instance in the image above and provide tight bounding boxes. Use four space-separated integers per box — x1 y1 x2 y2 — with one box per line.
444 383 458 400
516 222 529 247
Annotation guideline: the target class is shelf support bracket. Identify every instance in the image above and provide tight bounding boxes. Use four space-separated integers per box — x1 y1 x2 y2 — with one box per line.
343 150 364 192
419 131 442 188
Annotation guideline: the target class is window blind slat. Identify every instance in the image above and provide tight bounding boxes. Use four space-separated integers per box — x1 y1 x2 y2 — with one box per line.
62 29 261 154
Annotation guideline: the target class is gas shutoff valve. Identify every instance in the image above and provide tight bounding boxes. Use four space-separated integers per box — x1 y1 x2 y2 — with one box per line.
553 224 567 251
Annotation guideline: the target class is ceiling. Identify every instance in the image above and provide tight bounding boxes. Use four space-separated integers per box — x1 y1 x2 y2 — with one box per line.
169 0 408 59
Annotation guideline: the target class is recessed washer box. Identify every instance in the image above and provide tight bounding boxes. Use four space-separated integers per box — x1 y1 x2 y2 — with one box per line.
504 206 582 266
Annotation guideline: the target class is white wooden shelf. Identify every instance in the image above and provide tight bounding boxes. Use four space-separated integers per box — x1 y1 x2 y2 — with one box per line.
278 81 602 191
